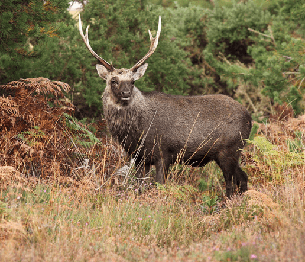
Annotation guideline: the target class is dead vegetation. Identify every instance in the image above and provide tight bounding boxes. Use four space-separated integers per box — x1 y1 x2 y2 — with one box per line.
0 79 304 261
0 78 123 190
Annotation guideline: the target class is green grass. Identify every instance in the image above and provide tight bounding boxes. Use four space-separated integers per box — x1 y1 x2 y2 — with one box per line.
1 166 304 261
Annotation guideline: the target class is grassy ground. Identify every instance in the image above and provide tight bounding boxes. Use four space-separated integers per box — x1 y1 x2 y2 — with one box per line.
0 79 304 261
0 172 304 261
1 117 305 261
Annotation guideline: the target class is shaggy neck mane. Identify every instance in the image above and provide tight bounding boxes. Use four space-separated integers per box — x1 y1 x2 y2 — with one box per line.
103 88 146 143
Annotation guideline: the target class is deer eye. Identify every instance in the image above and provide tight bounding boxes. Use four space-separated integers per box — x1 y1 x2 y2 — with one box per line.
131 79 135 85
111 79 118 86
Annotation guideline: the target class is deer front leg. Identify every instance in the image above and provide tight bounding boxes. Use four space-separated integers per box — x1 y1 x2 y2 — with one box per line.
155 157 170 184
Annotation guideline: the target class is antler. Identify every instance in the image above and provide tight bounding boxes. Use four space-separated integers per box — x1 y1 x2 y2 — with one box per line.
79 14 115 72
130 16 161 72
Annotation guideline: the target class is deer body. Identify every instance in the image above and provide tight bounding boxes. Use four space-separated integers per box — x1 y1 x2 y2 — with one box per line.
79 15 252 197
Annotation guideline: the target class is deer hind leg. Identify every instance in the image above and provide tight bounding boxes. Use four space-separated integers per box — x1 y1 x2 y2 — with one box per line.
231 150 248 193
216 149 247 198
235 165 248 193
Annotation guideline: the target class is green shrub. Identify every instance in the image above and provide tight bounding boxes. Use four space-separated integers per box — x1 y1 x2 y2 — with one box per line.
248 136 304 181
1 0 304 119
64 113 101 148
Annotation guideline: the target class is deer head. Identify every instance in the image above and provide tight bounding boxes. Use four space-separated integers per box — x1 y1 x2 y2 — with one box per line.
79 15 161 105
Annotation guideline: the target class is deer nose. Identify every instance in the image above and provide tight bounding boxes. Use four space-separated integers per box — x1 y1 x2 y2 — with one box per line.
121 90 131 97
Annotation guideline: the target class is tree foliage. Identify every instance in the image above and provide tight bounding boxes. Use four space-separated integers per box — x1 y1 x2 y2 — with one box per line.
0 0 72 83
1 0 304 120
192 0 305 116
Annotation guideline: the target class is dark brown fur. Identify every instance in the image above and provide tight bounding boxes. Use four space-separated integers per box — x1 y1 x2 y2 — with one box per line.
103 83 252 198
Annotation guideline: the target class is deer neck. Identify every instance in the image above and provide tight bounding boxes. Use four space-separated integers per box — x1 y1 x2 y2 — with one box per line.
102 87 147 142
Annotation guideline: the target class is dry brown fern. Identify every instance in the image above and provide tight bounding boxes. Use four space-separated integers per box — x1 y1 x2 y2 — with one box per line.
0 97 20 129
2 77 70 97
0 78 73 132
0 78 121 182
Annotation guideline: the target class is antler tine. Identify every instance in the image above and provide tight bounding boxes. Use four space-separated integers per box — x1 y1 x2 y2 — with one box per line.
78 14 114 72
130 16 161 72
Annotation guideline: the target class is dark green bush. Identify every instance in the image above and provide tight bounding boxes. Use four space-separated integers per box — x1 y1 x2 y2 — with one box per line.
1 0 304 119
197 0 305 114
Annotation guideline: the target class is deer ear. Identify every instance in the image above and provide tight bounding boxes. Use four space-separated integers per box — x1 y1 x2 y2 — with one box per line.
132 63 148 81
96 64 109 80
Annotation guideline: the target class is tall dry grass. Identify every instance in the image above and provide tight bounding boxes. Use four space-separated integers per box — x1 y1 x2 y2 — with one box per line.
0 79 304 261
1 126 304 261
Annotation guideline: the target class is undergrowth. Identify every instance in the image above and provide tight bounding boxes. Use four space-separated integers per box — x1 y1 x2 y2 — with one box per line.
0 79 304 261
0 78 123 186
